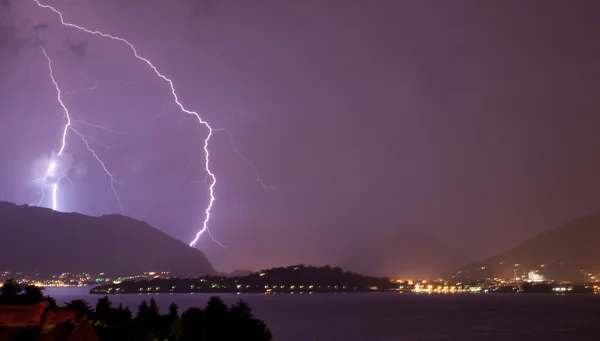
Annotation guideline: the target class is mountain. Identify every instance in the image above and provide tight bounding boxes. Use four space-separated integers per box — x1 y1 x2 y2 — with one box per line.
450 211 600 282
336 230 470 280
225 270 254 277
0 202 214 277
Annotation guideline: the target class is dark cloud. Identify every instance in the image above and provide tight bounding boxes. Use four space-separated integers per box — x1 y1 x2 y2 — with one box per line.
33 23 48 31
32 23 48 46
65 38 88 59
0 0 10 11
0 0 17 56
0 24 20 55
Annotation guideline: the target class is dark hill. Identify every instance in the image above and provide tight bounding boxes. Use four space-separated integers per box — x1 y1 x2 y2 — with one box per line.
225 270 254 277
0 202 214 277
450 211 600 282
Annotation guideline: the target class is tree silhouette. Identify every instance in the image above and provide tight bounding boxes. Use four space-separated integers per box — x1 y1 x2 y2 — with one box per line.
168 302 179 323
0 279 21 303
149 298 160 317
116 303 132 324
64 299 94 319
95 296 113 323
137 300 150 320
178 297 272 341
229 299 272 341
163 302 180 340
1 292 272 341
44 295 57 308
204 296 229 339
20 285 44 305
135 300 157 341
205 296 228 317
179 307 205 341
230 300 252 319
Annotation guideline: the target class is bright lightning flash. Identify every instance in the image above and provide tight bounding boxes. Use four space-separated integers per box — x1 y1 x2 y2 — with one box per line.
33 0 223 247
34 0 280 249
39 46 123 212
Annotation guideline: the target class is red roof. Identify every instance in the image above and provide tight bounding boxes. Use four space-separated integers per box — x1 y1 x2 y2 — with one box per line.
0 301 50 326
43 309 78 325
0 303 99 341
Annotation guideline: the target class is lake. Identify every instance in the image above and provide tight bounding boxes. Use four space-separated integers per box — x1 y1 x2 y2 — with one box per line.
45 287 600 341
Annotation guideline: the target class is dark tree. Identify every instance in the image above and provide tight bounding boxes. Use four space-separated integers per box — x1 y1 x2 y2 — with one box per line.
204 296 228 339
179 308 206 341
123 306 133 321
135 299 169 341
149 298 160 317
0 279 22 302
96 296 112 314
44 295 57 308
65 299 94 319
20 285 44 305
229 300 272 341
137 300 150 320
168 302 179 322
205 296 228 317
230 300 252 319
49 293 271 341
95 296 115 326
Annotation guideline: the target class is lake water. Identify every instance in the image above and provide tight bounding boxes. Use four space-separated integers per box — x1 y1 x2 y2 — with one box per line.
45 287 600 341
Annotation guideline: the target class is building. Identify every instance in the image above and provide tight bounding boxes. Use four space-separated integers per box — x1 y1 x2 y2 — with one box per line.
527 270 545 283
0 301 98 341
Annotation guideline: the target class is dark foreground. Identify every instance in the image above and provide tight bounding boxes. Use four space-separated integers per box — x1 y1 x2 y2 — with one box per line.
46 287 600 341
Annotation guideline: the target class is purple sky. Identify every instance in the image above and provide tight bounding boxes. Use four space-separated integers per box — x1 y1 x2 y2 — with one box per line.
1 0 600 276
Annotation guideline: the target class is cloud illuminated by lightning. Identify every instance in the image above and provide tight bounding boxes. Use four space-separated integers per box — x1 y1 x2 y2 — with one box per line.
33 0 281 249
39 46 123 212
32 0 224 247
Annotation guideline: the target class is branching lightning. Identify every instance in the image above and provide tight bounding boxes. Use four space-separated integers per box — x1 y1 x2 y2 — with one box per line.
33 0 223 247
34 0 277 249
61 77 148 99
214 128 276 192
71 119 124 135
39 46 123 212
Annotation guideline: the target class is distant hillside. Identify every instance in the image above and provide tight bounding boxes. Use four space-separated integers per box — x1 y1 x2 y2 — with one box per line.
0 202 214 277
337 230 470 280
226 270 254 277
450 211 600 282
92 265 397 294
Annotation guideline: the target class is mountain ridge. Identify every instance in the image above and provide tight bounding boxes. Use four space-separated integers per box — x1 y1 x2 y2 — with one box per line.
0 201 214 277
450 210 600 281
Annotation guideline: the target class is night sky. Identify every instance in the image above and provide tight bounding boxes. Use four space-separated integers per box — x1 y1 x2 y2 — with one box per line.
1 0 600 276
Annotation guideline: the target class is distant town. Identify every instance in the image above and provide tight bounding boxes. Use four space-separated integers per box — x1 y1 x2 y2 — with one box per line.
0 270 168 288
3 264 598 295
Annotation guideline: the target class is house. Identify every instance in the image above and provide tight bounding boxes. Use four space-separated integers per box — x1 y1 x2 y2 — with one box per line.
0 301 98 341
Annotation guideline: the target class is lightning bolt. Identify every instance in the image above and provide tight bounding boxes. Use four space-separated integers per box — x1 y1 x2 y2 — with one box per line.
61 77 149 98
214 128 276 192
34 0 280 249
36 188 45 206
71 119 124 135
33 0 223 247
39 46 123 212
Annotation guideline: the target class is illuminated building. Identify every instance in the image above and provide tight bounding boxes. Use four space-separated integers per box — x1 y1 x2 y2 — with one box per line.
527 270 545 283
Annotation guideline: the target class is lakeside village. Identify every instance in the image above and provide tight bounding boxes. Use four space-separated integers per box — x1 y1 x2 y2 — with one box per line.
2 265 600 294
